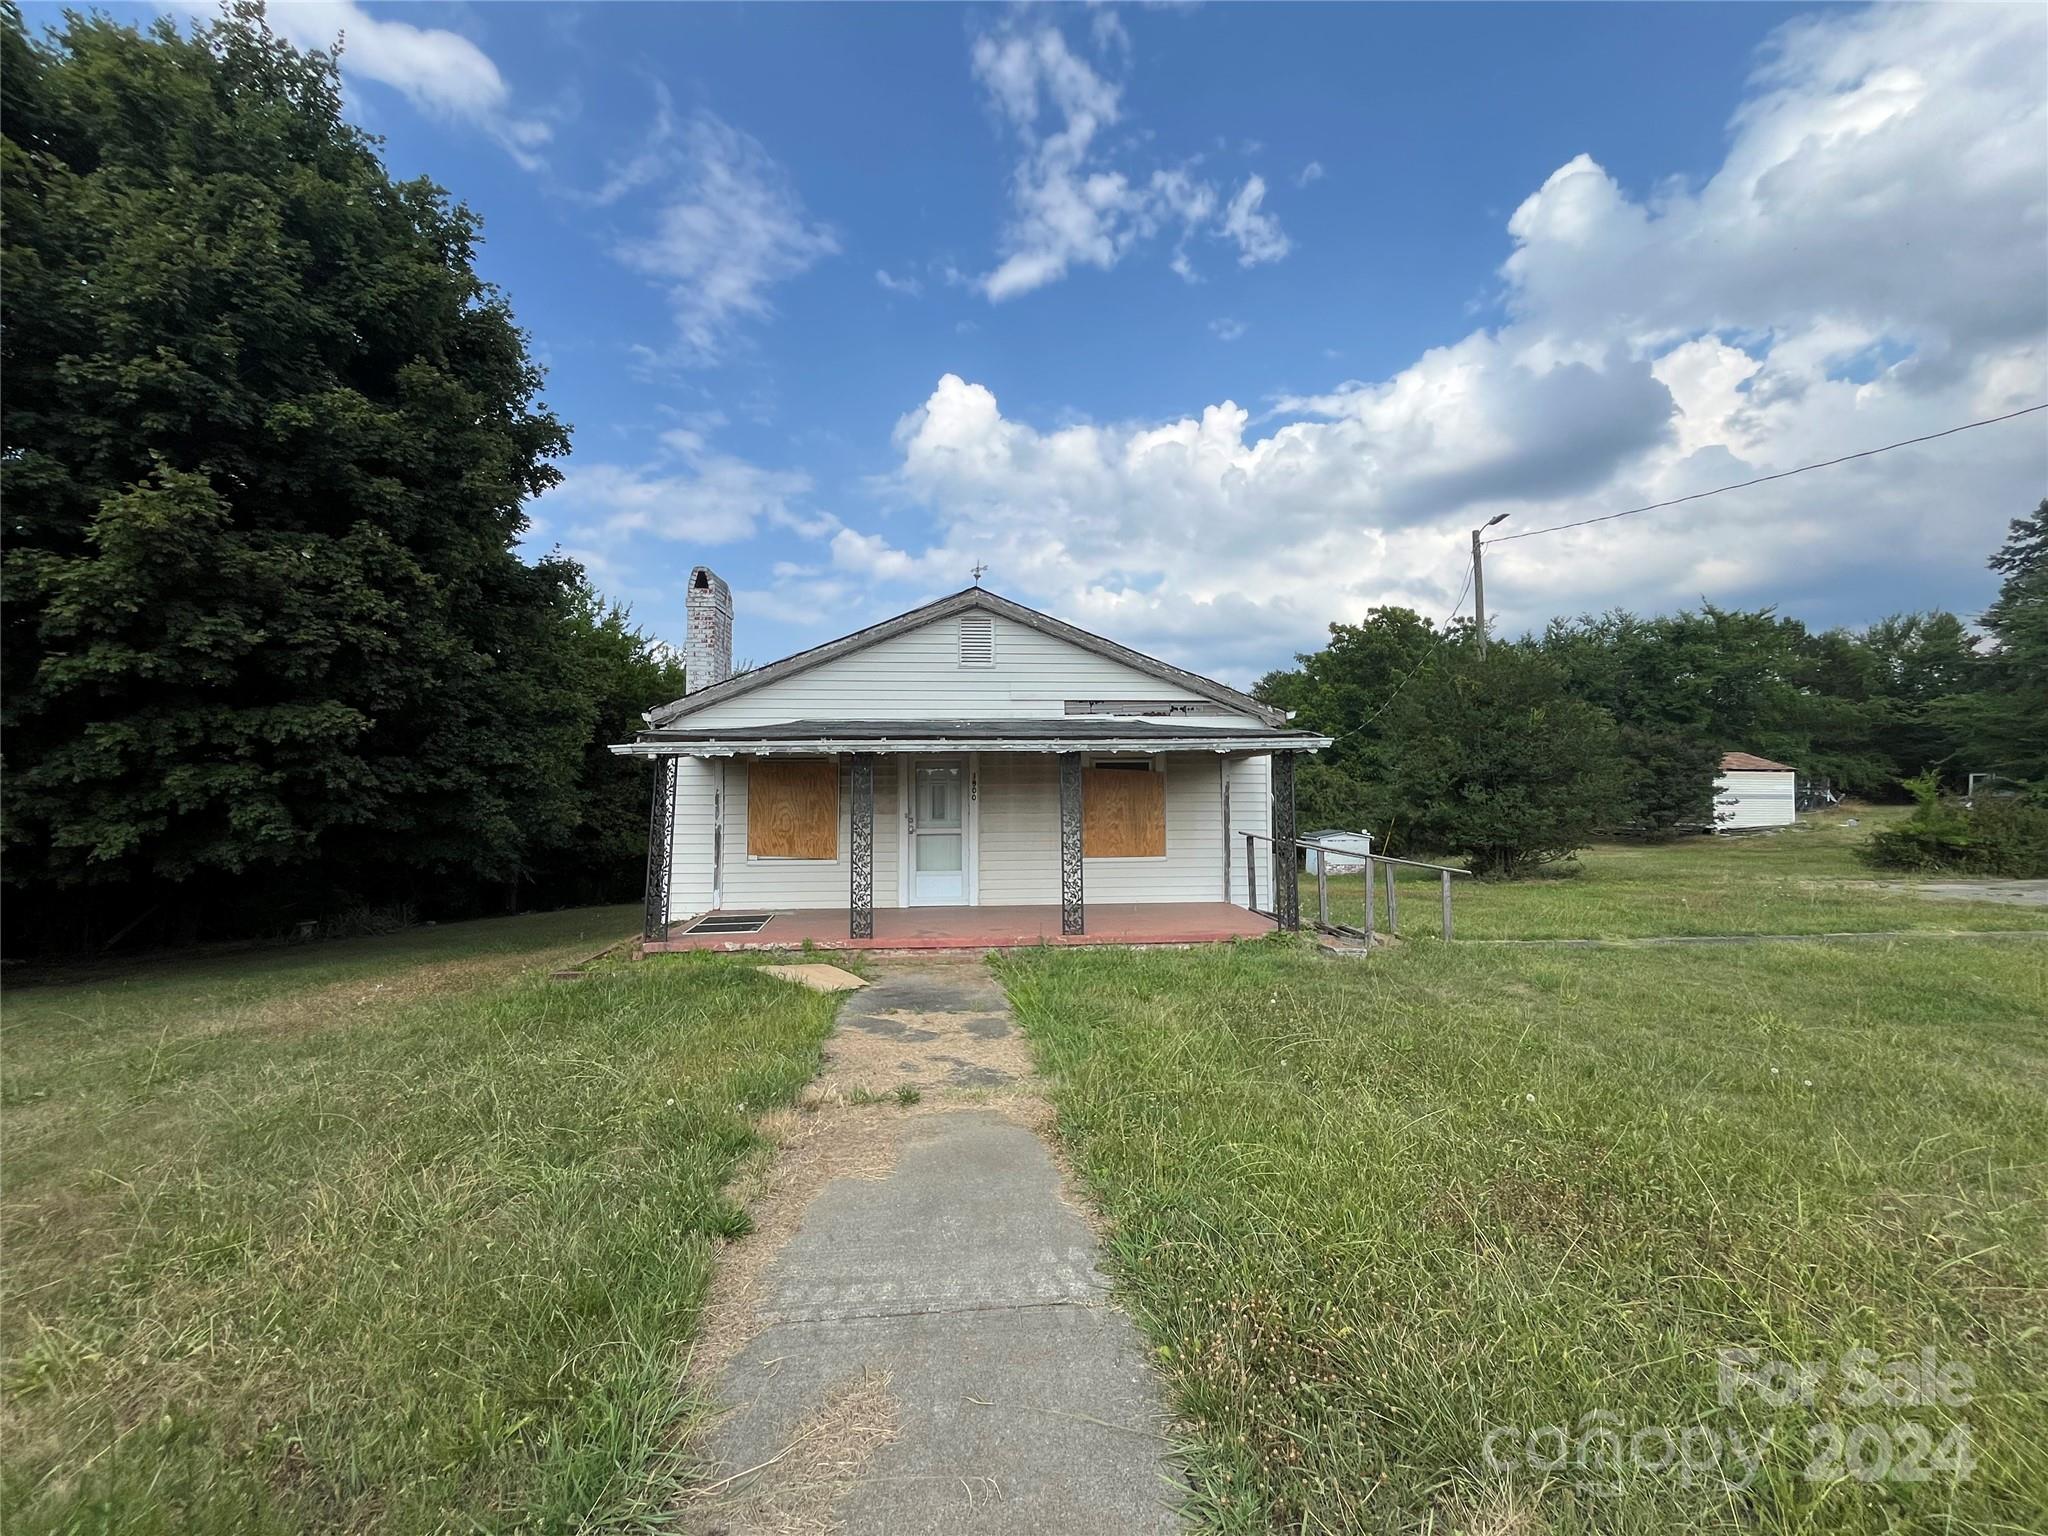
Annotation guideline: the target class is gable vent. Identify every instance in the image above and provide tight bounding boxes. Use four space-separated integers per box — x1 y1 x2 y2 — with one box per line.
958 614 996 667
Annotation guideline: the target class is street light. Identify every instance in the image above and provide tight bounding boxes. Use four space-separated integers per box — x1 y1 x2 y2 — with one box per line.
1472 513 1510 657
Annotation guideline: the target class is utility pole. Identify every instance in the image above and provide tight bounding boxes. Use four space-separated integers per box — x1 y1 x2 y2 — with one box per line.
1470 528 1488 659
1471 513 1510 657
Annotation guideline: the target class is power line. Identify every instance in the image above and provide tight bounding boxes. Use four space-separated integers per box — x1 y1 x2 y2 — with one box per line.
1486 403 2048 545
1321 563 1475 749
1310 399 2045 755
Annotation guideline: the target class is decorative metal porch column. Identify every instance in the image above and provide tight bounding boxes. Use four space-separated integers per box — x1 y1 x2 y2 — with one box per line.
849 753 876 939
1271 751 1300 931
1058 752 1085 935
641 755 677 942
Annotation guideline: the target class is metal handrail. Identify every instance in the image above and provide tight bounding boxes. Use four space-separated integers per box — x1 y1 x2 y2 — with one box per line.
1239 832 1469 942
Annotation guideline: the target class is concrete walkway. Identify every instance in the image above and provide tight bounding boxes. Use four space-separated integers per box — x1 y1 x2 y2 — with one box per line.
1902 878 2048 909
691 960 1181 1535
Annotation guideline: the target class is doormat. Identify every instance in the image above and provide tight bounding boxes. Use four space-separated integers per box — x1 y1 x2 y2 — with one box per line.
684 913 775 936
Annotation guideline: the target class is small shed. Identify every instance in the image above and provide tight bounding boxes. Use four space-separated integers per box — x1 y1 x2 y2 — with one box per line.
1302 828 1372 874
1714 752 1796 831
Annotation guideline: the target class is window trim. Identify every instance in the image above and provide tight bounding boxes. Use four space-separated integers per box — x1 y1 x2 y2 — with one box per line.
1080 755 1169 861
744 757 842 863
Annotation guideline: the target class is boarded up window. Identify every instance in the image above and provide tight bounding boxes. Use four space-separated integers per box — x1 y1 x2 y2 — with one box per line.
1083 766 1166 857
747 759 839 859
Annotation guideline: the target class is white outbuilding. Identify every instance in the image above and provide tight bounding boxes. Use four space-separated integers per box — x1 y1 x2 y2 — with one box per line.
1713 752 1797 831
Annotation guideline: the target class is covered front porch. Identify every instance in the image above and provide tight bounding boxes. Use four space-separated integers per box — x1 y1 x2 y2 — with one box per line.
644 900 1276 953
626 717 1332 949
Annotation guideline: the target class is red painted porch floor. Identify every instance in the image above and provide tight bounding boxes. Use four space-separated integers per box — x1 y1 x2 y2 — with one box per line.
645 901 1276 953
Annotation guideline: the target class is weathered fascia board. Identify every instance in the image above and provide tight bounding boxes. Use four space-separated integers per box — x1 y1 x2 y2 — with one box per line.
644 587 1285 729
610 736 1331 759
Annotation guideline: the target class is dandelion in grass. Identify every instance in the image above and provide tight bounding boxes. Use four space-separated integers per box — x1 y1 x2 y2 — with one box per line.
1525 1093 1536 1103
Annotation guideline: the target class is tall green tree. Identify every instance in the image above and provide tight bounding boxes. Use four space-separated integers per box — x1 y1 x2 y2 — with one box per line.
2 4 577 944
1380 644 1629 876
527 588 690 907
1535 611 1721 837
1948 499 2048 786
1254 607 1449 831
1842 611 1979 785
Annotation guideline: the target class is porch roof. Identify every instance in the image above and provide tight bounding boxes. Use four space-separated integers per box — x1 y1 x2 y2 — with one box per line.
613 716 1332 758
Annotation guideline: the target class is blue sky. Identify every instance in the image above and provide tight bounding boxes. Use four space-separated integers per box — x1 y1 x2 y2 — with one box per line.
60 2 2048 683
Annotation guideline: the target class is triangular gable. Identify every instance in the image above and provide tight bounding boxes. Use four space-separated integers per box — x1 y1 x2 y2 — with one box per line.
645 588 1283 728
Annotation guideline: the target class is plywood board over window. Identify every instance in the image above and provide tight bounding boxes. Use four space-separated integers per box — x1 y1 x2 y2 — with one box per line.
747 759 839 859
1083 767 1166 857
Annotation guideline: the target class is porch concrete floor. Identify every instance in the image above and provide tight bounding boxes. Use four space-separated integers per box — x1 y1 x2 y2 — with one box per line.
647 900 1274 952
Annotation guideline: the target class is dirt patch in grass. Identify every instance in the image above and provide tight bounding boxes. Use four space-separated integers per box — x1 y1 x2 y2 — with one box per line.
1428 1172 1622 1247
808 961 1037 1099
1430 1487 1551 1536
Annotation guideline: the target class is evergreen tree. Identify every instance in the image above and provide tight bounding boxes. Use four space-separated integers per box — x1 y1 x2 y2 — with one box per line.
1380 644 1628 876
1949 499 2048 786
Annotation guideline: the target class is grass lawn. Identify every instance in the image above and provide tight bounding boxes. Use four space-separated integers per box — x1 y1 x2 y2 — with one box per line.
1303 807 2048 941
2 908 842 1533
999 934 2048 1533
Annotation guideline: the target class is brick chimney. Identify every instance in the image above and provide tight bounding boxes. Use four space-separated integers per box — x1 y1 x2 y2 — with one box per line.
682 566 732 694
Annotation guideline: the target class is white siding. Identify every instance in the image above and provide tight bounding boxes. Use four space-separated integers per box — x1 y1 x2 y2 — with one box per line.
667 758 720 917
667 749 1280 914
912 751 1272 910
1083 754 1235 903
668 757 902 917
679 611 1265 729
1223 755 1272 908
976 755 1060 904
1714 770 1796 830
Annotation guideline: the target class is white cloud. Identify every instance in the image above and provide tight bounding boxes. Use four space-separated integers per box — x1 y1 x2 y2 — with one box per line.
806 4 2046 683
1210 317 1248 341
263 1 550 165
584 81 678 207
617 112 839 364
970 19 1290 299
1500 7 2044 362
1296 161 1325 188
875 268 924 297
537 428 832 550
1221 174 1290 266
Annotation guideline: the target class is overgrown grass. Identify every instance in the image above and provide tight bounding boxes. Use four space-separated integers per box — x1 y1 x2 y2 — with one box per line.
1 909 841 1532
999 937 2048 1533
1304 807 2048 941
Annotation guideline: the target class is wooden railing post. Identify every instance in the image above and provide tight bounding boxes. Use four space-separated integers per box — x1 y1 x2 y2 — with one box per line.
1385 863 1399 935
1441 869 1454 941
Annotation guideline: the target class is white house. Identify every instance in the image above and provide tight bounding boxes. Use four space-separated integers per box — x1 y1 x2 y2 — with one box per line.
1714 751 1797 830
615 570 1331 950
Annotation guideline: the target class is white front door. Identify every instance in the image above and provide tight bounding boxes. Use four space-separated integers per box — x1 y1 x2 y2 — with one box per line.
908 758 968 905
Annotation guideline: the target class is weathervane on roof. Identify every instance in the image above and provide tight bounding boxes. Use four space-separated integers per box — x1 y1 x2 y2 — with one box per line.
970 561 989 586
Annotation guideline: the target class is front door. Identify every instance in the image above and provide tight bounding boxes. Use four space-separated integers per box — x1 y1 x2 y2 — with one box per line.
908 758 968 905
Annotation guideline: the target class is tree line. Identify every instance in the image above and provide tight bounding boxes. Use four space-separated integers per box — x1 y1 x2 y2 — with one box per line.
5 7 2041 953
1257 503 2048 876
2 6 682 954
